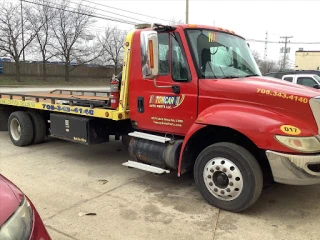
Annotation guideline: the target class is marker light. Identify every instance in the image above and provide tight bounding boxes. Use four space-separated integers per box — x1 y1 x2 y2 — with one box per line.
148 40 154 68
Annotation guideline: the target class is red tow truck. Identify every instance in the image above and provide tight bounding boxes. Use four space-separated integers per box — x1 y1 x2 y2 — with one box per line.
1 23 320 212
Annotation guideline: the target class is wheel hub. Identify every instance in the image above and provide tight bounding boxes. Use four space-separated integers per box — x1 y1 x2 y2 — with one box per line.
10 118 21 141
213 172 229 188
203 157 243 201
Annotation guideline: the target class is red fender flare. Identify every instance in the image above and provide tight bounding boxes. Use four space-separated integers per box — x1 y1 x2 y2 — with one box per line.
178 123 206 176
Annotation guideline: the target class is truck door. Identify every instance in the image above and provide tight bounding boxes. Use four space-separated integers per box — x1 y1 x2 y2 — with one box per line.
131 31 198 136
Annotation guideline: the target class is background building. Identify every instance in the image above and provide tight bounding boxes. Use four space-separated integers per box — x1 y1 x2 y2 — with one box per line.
295 49 320 70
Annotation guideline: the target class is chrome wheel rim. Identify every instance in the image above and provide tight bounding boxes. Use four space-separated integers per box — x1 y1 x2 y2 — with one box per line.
10 118 21 141
203 157 243 201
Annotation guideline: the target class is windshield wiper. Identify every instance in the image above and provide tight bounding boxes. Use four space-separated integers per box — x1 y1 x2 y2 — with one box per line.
243 74 260 77
220 76 241 79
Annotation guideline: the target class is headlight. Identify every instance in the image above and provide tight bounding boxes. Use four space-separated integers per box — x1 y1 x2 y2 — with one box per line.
0 197 33 240
275 135 320 153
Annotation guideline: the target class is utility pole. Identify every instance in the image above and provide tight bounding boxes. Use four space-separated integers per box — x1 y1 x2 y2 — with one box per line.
280 36 293 70
20 0 25 62
264 31 268 61
186 0 189 24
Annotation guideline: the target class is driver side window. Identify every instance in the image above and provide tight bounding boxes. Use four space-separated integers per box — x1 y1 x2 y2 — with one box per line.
158 33 190 82
171 33 189 82
158 33 169 75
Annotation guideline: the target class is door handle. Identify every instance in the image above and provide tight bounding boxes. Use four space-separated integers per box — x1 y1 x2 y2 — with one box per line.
137 97 144 113
172 85 180 94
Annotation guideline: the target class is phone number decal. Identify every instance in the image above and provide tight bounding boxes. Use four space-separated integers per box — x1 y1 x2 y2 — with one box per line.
257 88 308 104
42 104 94 115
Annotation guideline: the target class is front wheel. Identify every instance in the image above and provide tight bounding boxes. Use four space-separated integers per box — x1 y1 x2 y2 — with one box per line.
194 142 263 212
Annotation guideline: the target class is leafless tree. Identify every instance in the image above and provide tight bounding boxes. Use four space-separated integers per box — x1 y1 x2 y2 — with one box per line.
50 0 102 81
0 2 40 82
251 50 263 67
260 60 279 74
26 0 57 81
278 55 292 70
98 26 127 74
251 50 280 74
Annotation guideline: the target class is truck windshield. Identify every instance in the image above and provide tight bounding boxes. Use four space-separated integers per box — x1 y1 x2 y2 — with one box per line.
186 29 261 79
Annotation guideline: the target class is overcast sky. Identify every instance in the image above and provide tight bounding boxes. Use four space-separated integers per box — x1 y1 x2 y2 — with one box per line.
81 0 320 67
8 0 320 66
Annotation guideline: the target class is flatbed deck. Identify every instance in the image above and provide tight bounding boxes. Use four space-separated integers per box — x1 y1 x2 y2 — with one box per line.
0 89 130 120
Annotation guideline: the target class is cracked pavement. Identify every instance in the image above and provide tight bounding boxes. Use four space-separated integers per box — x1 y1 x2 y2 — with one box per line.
1 132 320 240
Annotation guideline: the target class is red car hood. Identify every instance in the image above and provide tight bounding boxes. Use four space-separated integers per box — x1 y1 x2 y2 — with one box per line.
0 175 24 226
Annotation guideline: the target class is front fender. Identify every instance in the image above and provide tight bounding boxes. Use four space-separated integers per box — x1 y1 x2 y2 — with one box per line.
196 103 316 137
178 103 317 175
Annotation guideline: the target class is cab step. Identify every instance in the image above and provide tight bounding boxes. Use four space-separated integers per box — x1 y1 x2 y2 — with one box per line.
128 131 171 143
122 160 170 174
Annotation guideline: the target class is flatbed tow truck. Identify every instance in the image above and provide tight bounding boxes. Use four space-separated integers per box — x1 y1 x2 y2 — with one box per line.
1 23 320 212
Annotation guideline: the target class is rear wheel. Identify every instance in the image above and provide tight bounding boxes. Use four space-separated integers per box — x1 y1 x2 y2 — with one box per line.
27 111 46 144
194 142 263 212
8 111 34 146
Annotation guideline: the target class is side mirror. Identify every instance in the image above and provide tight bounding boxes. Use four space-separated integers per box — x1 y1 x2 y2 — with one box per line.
313 84 320 89
140 31 159 79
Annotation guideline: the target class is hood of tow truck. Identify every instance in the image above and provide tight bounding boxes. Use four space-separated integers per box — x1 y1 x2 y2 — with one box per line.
199 76 320 117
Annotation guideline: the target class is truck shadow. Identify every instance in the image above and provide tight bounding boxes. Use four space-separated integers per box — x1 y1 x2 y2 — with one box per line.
42 138 320 218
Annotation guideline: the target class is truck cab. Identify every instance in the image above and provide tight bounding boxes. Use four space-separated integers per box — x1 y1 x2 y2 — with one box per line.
129 24 261 136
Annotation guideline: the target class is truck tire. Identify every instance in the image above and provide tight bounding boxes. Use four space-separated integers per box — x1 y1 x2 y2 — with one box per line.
27 111 47 144
0 110 10 131
194 142 263 212
8 111 34 146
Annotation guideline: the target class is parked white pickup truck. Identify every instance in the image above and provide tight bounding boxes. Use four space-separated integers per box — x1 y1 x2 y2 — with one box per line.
281 74 320 89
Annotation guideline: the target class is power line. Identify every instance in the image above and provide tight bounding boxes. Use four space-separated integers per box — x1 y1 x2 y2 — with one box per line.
82 0 174 23
247 39 320 44
21 0 138 25
22 0 133 34
45 0 148 24
55 0 139 25
84 27 129 34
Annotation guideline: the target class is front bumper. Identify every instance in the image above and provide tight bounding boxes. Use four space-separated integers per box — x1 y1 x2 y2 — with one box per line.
266 150 320 185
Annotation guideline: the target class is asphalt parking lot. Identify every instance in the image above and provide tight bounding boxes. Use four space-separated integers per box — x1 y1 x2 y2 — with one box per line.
0 132 320 240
